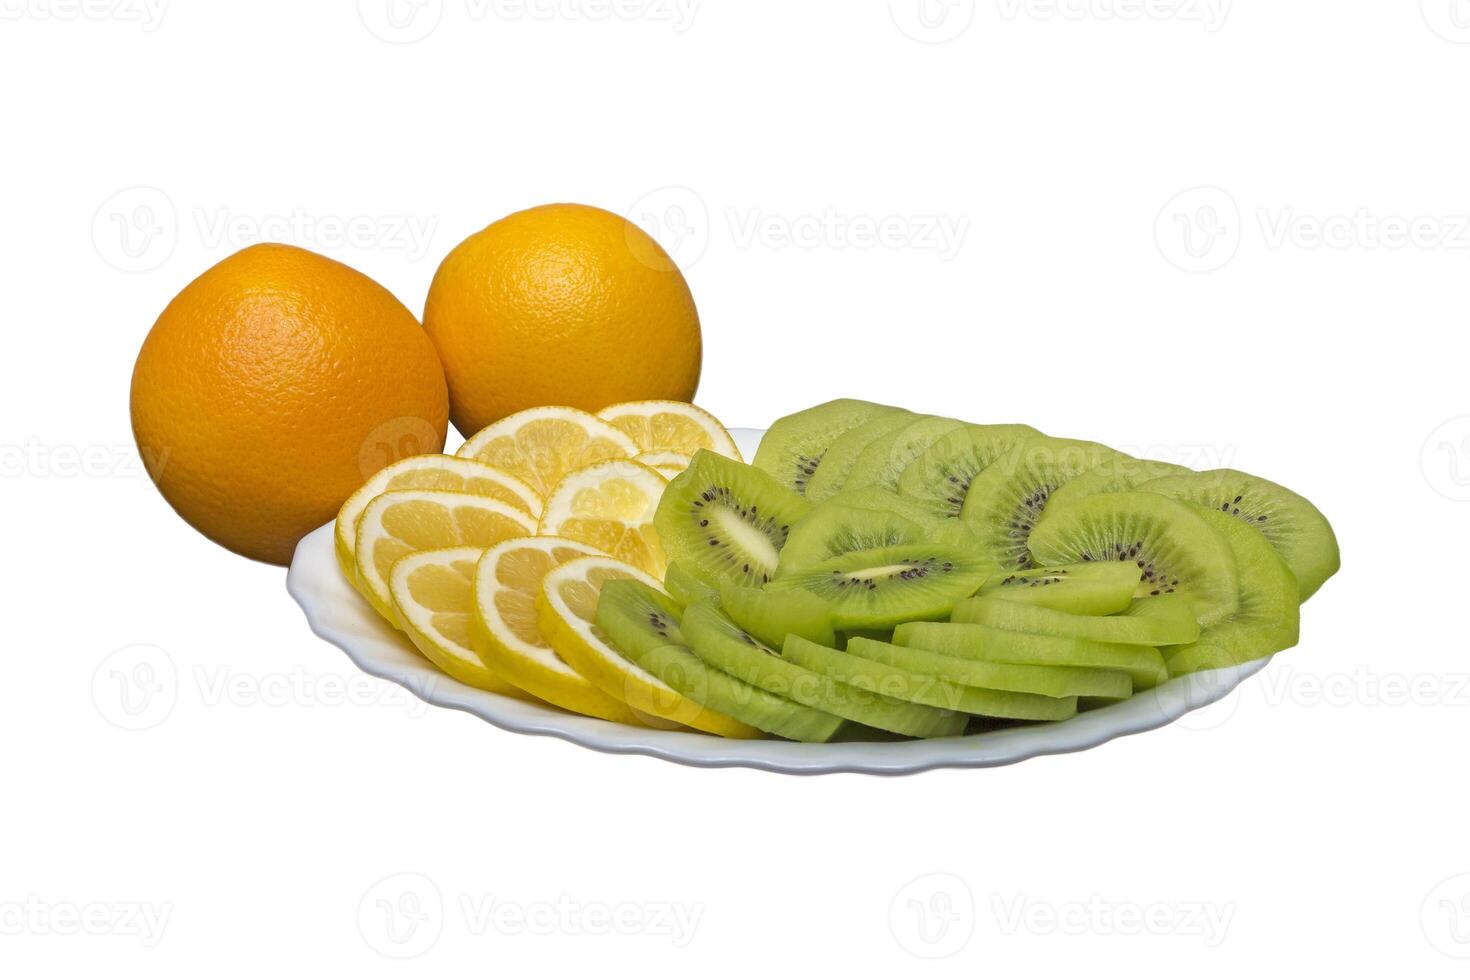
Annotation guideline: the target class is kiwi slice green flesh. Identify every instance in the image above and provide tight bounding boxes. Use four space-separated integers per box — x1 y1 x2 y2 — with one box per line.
850 636 1131 699
663 560 719 607
653 449 811 588
682 604 964 738
784 636 1077 722
959 436 1127 570
776 503 926 576
752 399 897 495
896 423 1042 521
1140 468 1339 601
1026 490 1240 626
718 581 836 649
595 576 688 661
802 411 918 502
775 488 984 575
824 486 958 528
953 595 1203 646
1044 457 1192 513
596 580 844 742
768 543 995 631
842 416 966 494
839 628 895 649
894 621 1167 691
1163 507 1300 677
978 561 1142 616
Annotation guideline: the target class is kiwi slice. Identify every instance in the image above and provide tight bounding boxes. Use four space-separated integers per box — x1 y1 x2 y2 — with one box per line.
654 449 811 588
596 575 689 658
1163 507 1300 676
824 485 959 528
1139 468 1339 601
718 580 837 649
952 594 1202 646
850 636 1131 700
663 560 719 607
775 487 985 576
1044 457 1191 513
959 436 1126 570
1026 490 1239 626
842 416 966 494
784 635 1077 722
838 628 895 649
768 543 994 630
595 580 845 742
802 411 918 502
977 562 1143 616
896 423 1042 520
752 399 897 495
682 604 965 738
776 501 927 575
894 621 1167 691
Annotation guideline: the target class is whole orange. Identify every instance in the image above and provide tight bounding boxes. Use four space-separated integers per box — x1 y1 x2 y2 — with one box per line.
131 244 449 565
423 203 701 435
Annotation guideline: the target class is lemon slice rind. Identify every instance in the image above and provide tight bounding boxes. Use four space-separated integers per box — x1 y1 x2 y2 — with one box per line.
633 450 692 479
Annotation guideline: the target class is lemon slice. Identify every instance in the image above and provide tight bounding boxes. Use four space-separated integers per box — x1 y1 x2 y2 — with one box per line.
389 547 536 699
634 451 692 479
597 400 742 461
354 490 537 626
537 555 761 738
538 460 668 577
456 406 639 498
470 537 644 724
335 454 542 580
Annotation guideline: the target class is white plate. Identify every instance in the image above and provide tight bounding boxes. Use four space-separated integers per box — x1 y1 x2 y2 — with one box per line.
285 427 1270 775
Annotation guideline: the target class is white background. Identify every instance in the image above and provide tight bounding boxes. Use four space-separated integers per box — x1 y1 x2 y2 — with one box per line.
2 0 1467 975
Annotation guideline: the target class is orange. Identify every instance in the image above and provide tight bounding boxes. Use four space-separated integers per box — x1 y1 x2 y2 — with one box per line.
131 243 449 565
423 203 701 434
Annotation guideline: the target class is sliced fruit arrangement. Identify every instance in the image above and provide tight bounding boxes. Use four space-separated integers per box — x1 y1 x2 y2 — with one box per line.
333 402 754 731
334 398 1338 743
